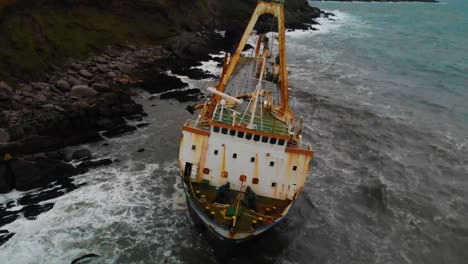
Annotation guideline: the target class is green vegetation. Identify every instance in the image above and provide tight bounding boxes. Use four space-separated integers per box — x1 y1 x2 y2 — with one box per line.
0 0 313 83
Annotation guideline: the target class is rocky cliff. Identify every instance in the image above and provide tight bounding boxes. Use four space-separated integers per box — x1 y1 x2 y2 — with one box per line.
0 0 321 83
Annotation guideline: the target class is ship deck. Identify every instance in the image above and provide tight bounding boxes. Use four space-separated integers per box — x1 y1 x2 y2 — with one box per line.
184 176 291 233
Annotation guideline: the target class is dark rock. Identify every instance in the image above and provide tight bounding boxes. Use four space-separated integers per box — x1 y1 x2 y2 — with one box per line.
0 162 14 194
70 62 82 71
11 158 80 191
102 124 136 138
55 79 71 92
71 149 92 160
0 128 10 143
136 122 149 128
0 230 15 247
34 92 47 102
22 203 54 220
78 69 93 79
0 81 13 93
137 148 145 153
92 83 111 92
137 72 189 94
160 88 201 102
8 125 25 140
46 151 65 160
121 104 143 116
70 85 97 98
63 130 103 146
77 158 112 169
4 135 63 155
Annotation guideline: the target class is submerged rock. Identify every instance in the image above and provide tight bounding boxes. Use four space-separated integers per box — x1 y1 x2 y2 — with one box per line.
71 149 92 160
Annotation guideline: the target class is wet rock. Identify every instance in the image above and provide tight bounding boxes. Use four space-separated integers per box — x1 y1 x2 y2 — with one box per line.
34 92 47 102
160 88 201 102
11 158 79 191
0 128 10 143
70 85 97 98
71 149 92 160
79 69 93 79
0 162 14 194
0 82 12 101
359 177 387 209
137 148 145 153
55 79 71 92
136 122 149 128
8 125 25 140
2 135 62 155
92 83 111 92
96 56 107 64
70 62 82 71
138 72 188 94
77 158 112 169
102 124 136 138
106 71 117 78
0 230 15 247
22 203 54 220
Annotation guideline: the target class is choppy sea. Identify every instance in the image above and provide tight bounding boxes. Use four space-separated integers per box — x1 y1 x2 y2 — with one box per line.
1 0 467 263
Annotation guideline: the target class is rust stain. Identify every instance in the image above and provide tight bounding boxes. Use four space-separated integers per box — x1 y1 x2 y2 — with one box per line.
285 147 314 156
182 125 210 136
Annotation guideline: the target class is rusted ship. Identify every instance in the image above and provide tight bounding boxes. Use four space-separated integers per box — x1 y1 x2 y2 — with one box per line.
178 0 314 243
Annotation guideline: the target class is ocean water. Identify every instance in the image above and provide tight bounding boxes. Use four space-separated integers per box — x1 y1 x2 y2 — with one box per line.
1 0 468 263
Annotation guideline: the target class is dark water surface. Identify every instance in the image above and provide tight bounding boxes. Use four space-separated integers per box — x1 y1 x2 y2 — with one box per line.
1 1 468 263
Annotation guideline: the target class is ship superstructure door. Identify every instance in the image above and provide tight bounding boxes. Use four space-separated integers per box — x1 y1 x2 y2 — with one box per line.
184 162 198 181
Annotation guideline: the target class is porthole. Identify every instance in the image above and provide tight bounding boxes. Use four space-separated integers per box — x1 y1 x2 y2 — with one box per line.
214 150 218 155
233 153 237 159
251 157 255 162
293 165 297 171
270 161 275 167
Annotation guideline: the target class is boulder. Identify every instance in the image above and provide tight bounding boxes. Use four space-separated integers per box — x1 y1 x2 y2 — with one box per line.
78 69 93 79
106 71 117 78
34 93 47 102
92 83 111 92
0 128 10 143
55 79 71 92
70 62 82 71
0 81 13 93
70 85 97 98
11 158 80 191
96 56 107 64
0 83 13 101
71 149 92 160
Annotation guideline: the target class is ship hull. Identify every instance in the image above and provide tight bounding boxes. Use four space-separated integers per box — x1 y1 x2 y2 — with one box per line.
181 176 286 244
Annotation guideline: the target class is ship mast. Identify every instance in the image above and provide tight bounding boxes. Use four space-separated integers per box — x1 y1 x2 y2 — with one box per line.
201 0 294 125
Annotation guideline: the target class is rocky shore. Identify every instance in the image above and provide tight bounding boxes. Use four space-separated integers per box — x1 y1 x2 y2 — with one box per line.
0 0 332 246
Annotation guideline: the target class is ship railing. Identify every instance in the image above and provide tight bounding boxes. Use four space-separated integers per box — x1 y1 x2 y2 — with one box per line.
212 109 288 136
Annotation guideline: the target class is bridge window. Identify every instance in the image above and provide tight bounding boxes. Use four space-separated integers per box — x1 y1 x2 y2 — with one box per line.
230 129 236 136
246 133 252 140
253 135 260 141
270 138 277 144
237 131 245 138
213 126 220 133
262 136 269 143
278 139 285 146
221 128 228 134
